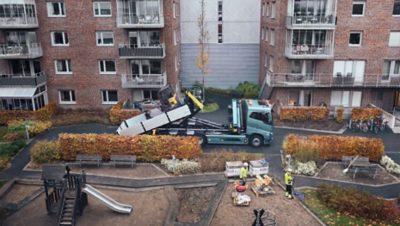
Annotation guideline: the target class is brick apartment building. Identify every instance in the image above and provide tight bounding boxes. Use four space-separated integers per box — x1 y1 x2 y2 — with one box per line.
259 0 400 112
0 0 181 110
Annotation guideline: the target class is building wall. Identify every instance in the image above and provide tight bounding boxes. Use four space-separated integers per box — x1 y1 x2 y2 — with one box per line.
180 0 261 88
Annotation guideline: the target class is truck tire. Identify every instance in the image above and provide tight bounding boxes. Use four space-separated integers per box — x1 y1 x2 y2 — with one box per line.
249 135 263 147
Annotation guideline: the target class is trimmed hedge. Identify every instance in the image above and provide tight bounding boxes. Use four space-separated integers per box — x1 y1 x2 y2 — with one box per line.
0 104 56 125
7 120 52 137
59 133 201 161
317 185 400 222
335 106 344 123
351 107 382 121
30 140 61 164
109 102 141 125
282 134 384 162
279 107 329 122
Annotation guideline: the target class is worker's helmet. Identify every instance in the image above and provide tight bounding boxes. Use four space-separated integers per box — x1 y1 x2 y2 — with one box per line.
287 168 293 173
243 162 248 167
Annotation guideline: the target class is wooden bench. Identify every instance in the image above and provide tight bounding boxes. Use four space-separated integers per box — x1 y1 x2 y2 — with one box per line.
110 155 136 167
76 154 102 167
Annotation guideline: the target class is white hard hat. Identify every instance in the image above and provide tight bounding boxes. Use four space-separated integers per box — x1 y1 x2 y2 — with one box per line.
287 168 293 173
243 162 248 166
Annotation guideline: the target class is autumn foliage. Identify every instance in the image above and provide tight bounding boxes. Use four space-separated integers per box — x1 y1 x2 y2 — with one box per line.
351 107 382 121
59 133 201 162
335 106 344 123
0 104 56 125
109 102 141 125
282 134 384 162
279 107 329 122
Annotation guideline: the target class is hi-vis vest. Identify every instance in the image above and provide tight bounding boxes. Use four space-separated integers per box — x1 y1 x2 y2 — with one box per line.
240 167 248 179
285 172 293 185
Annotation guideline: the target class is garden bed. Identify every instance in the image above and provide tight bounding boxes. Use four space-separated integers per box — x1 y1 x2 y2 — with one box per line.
315 162 398 185
273 117 345 131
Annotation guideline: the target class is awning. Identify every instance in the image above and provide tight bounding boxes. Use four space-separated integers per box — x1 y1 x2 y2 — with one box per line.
0 87 36 98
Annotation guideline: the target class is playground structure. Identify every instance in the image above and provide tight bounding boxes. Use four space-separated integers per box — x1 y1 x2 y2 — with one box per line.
42 165 132 226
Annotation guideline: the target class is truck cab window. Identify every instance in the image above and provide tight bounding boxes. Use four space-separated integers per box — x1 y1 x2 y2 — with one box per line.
250 112 270 124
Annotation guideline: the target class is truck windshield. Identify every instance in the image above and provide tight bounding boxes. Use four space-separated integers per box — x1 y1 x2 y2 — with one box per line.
249 112 271 125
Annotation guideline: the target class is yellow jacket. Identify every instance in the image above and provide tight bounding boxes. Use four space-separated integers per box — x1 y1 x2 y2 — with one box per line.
285 172 293 185
240 167 248 179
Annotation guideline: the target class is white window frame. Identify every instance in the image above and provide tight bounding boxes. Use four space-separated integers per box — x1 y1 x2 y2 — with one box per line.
98 60 116 74
352 0 365 17
384 60 400 76
47 2 65 17
269 56 274 72
394 0 400 16
330 91 362 107
266 3 270 17
54 59 72 74
173 2 176 18
175 56 178 71
265 29 269 42
271 2 276 19
101 90 118 104
58 90 76 104
51 31 69 46
389 31 400 47
93 1 112 17
349 32 362 46
261 28 265 40
270 29 275 46
96 31 114 46
173 30 177 45
264 54 268 67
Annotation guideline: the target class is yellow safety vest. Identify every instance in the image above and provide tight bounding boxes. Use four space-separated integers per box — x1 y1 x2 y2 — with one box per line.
285 172 293 185
240 167 248 179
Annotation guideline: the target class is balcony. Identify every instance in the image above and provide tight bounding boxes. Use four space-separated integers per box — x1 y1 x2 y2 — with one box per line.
119 44 165 59
285 44 333 59
0 2 38 28
117 14 164 28
0 72 47 87
265 72 400 88
121 73 167 88
286 15 335 29
0 43 43 59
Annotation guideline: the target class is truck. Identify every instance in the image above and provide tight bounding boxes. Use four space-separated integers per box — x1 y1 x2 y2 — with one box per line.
117 86 273 147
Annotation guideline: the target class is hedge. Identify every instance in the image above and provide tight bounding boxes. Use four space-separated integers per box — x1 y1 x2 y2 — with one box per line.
282 134 384 162
59 133 201 161
0 104 56 125
279 107 329 122
109 102 141 125
335 106 344 123
351 107 382 121
7 120 52 137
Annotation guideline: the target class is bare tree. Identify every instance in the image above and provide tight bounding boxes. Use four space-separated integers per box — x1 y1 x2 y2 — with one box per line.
196 0 209 102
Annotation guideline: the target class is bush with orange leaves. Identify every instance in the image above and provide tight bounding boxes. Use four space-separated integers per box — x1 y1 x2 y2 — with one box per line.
109 102 141 125
59 133 201 162
282 134 384 162
279 107 328 122
351 107 382 121
0 103 56 125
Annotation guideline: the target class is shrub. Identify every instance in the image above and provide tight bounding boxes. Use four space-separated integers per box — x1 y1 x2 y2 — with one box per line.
235 82 260 99
317 185 400 222
30 140 61 164
0 157 9 171
295 161 317 176
7 120 51 137
161 158 200 175
336 106 344 123
380 155 400 175
282 134 384 162
59 134 201 162
351 107 382 121
0 104 56 125
279 107 329 122
3 132 24 142
0 140 26 157
109 102 141 125
199 150 264 172
53 108 109 126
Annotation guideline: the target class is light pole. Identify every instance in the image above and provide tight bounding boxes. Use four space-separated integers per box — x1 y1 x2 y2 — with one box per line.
25 125 30 140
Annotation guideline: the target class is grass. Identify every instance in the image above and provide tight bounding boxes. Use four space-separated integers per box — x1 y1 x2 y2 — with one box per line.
0 127 7 142
299 188 399 226
201 102 219 113
199 150 264 172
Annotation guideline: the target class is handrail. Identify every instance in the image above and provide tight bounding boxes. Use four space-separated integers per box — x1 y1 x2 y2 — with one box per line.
119 43 164 48
0 71 44 78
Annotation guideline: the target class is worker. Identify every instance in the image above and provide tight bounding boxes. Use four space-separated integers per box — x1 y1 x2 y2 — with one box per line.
240 162 249 184
284 168 294 199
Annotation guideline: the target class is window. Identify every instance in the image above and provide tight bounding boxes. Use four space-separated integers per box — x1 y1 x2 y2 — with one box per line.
264 53 268 67
389 31 400 47
51 31 69 46
266 3 269 17
352 0 365 16
269 56 274 72
93 1 111 17
265 29 268 42
330 91 362 107
394 0 400 15
270 29 275 46
55 60 72 74
144 90 158 100
349 32 362 46
173 30 177 45
333 60 365 82
262 3 266 17
271 1 276 19
261 28 265 40
173 2 176 18
383 60 400 77
175 56 178 71
218 24 223 43
218 1 223 21
102 90 118 104
250 112 271 124
59 90 76 104
99 60 116 74
96 31 114 46
47 2 65 17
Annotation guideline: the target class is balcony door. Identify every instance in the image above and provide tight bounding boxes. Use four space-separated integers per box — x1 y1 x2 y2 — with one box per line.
291 60 315 81
9 60 35 76
129 31 160 47
6 31 37 46
130 60 161 75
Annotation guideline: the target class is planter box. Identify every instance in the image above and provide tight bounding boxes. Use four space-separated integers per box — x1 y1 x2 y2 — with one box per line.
249 160 269 177
225 161 244 177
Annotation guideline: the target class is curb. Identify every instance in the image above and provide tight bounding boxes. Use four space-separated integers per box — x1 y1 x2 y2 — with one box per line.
274 125 347 134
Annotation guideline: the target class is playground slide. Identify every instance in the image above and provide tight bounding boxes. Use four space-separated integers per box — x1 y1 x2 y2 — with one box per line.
82 184 132 214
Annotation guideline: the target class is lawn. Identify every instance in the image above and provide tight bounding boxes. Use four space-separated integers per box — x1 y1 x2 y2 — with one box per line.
0 127 7 142
299 188 399 226
201 102 219 113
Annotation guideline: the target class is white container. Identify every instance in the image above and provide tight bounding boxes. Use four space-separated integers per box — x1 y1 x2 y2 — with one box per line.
249 160 269 177
225 161 244 177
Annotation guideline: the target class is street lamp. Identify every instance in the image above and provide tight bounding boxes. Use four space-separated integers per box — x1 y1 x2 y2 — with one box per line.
25 125 30 140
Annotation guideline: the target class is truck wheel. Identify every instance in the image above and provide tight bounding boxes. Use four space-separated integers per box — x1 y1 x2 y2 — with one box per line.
249 135 263 147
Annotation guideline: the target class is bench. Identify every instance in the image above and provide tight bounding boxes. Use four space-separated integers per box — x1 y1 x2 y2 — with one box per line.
110 155 136 167
342 156 378 179
76 154 102 167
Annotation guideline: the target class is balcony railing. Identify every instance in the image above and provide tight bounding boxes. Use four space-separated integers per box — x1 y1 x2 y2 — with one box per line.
286 15 335 29
285 44 333 59
121 73 167 88
0 72 46 86
119 44 165 59
0 43 43 59
0 16 38 28
117 14 164 28
265 72 400 88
